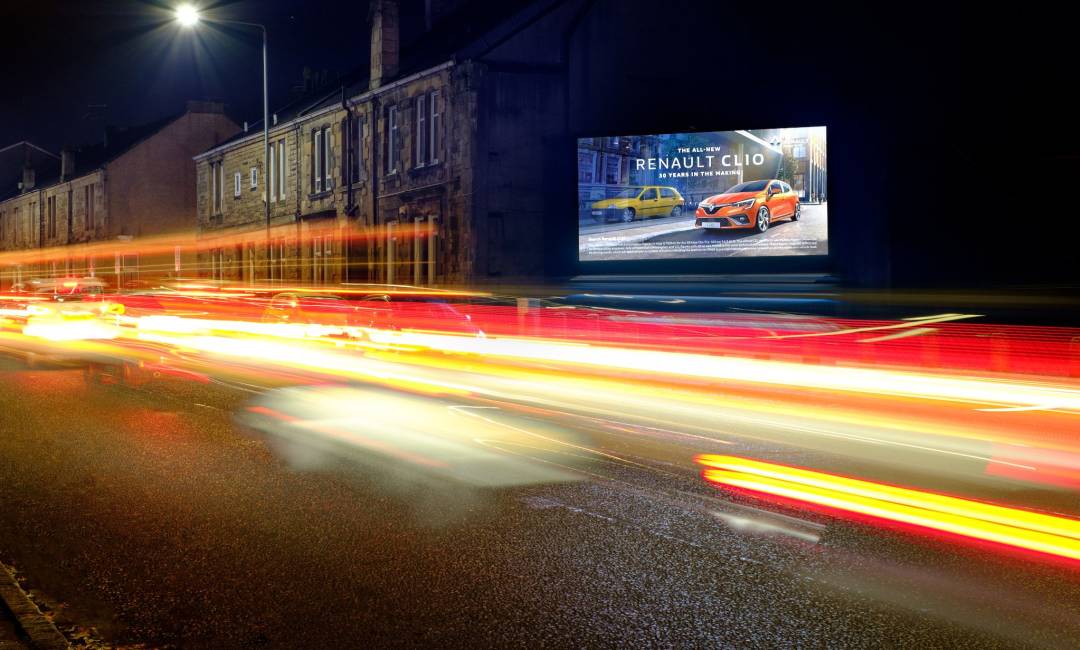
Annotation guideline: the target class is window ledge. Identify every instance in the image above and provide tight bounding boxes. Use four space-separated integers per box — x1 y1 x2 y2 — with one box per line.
410 161 443 176
308 190 333 201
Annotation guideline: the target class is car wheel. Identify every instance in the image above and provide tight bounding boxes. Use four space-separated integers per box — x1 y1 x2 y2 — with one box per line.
621 208 635 223
791 203 801 221
670 206 682 218
755 207 770 233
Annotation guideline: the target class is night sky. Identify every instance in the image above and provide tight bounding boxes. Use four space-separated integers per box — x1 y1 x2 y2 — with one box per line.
0 0 429 152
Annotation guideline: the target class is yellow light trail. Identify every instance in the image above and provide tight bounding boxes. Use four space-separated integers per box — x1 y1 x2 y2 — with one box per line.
697 455 1080 561
112 311 1080 412
361 329 1080 412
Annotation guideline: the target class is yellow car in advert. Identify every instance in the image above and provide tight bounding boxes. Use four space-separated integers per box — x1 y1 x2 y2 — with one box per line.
591 186 685 223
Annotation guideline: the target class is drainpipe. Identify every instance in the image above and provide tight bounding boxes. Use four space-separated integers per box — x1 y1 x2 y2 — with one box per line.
370 96 381 283
294 121 302 216
293 120 302 283
37 188 44 249
342 88 355 217
340 88 351 283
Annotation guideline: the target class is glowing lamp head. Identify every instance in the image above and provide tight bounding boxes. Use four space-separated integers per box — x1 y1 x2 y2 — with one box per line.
175 4 200 27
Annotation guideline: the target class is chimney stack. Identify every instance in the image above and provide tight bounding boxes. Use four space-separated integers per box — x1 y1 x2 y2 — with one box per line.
60 147 75 182
21 165 35 193
370 0 399 90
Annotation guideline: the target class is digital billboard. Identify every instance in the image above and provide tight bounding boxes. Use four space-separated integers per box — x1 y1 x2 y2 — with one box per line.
577 127 827 262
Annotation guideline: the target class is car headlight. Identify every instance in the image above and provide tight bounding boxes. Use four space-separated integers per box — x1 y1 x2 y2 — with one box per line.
731 198 756 210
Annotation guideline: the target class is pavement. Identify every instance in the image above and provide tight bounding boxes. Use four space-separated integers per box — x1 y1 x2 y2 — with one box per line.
2 331 1080 648
0 561 65 650
0 612 29 650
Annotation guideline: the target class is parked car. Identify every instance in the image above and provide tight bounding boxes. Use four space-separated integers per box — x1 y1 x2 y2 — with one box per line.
261 292 372 330
694 179 800 233
11 276 107 302
591 186 685 223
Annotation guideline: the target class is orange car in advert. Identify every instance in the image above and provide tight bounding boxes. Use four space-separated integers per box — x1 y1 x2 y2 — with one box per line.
694 179 800 233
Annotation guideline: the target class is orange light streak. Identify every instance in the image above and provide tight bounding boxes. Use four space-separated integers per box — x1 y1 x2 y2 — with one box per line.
697 455 1080 561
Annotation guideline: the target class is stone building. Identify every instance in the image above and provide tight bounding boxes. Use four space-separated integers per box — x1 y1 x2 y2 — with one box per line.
194 0 573 286
0 102 239 287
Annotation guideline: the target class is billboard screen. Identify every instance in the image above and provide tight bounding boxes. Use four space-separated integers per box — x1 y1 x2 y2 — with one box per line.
577 127 827 262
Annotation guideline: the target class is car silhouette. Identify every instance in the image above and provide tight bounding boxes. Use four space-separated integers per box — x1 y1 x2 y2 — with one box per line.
591 186 685 223
694 179 800 234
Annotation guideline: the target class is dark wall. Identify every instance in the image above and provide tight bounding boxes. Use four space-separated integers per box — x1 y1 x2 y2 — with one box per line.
554 0 1078 288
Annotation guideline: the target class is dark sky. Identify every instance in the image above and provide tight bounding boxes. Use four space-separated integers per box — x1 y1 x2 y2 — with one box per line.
0 0 429 152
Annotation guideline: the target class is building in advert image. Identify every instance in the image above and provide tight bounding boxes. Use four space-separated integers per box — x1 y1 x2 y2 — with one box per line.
577 127 828 262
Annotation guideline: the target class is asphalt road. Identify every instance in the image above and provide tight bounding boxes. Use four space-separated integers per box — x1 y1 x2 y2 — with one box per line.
2 337 1080 648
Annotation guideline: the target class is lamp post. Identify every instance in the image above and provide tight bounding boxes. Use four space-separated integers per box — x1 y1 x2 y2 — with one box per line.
176 4 271 282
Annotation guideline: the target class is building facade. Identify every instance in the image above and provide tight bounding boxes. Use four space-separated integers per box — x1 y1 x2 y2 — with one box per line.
194 0 569 287
0 102 239 288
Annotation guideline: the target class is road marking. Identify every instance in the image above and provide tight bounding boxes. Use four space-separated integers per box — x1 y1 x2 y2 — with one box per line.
858 327 937 343
770 314 980 340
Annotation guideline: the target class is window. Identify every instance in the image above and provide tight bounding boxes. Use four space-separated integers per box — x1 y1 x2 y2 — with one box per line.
247 243 256 282
209 163 216 214
269 143 276 201
269 237 286 282
312 126 331 193
67 190 73 239
210 248 224 281
209 162 224 215
414 91 442 168
269 138 287 201
85 184 95 230
217 163 224 213
793 144 807 158
278 138 286 200
47 196 56 238
578 151 596 183
346 114 363 184
416 94 427 167
13 207 18 242
250 167 258 189
386 105 399 173
640 188 657 200
430 91 440 164
660 188 675 198
312 234 333 284
234 171 242 197
604 155 620 184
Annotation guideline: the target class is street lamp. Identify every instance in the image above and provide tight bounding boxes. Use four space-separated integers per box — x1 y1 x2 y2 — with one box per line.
175 4 199 27
176 5 271 282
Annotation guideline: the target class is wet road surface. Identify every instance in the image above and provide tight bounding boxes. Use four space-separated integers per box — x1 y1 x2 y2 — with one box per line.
2 352 1080 648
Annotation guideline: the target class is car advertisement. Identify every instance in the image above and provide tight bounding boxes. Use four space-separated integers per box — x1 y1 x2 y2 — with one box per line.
578 127 828 262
